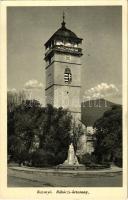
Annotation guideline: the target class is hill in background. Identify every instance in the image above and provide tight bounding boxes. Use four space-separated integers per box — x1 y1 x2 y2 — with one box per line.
81 98 119 127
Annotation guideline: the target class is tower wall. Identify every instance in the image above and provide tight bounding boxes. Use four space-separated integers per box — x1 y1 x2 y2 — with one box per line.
45 87 54 105
45 54 81 88
54 53 81 65
54 61 81 86
45 64 54 89
54 85 81 111
45 52 82 121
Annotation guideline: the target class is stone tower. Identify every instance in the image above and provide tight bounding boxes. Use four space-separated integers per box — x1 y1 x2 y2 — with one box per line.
44 14 83 122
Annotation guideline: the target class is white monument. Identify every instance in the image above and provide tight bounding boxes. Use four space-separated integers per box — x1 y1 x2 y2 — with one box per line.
63 143 79 165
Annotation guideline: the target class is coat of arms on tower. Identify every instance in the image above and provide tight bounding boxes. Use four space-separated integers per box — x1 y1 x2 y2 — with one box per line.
64 67 72 84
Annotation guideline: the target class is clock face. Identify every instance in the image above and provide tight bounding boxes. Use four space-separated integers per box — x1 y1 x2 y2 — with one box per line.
64 67 72 84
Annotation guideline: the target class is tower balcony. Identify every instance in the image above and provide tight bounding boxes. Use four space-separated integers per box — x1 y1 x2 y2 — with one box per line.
45 45 83 59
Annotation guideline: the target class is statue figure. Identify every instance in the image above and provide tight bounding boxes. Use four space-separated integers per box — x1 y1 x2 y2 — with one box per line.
63 143 79 165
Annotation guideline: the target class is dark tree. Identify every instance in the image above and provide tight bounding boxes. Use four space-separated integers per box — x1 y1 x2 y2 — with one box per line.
93 105 122 167
37 104 72 166
8 100 43 163
8 101 72 166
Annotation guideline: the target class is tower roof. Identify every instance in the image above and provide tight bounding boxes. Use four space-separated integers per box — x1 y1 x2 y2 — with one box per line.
53 26 78 39
45 13 82 47
54 13 78 39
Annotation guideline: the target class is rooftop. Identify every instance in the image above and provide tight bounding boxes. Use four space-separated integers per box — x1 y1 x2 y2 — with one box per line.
45 13 82 47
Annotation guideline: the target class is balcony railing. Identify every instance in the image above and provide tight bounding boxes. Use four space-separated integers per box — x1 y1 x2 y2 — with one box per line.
45 45 82 57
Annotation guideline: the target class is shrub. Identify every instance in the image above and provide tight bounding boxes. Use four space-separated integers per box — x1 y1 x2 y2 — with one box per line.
114 157 122 167
114 148 122 167
54 150 68 165
31 149 55 167
78 153 110 169
79 153 95 165
16 151 32 166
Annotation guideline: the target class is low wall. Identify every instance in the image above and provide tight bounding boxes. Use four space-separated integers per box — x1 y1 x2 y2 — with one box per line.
8 166 122 187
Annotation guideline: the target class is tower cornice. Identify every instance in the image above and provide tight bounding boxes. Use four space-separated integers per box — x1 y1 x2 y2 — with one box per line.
45 84 81 91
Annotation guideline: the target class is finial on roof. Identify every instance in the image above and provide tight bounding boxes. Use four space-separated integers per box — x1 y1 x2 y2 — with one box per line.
63 11 65 22
61 11 66 28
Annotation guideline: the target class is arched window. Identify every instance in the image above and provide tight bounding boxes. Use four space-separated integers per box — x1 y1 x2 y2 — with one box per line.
64 67 72 84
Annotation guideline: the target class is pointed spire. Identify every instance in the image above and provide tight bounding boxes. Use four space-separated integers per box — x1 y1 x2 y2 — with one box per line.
61 11 66 28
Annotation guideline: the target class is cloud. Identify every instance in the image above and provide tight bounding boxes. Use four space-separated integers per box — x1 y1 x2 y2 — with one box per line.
24 79 43 90
7 88 17 93
83 82 119 100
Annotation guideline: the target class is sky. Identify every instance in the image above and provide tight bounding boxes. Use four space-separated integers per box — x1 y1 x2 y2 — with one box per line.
7 6 122 105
